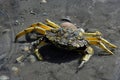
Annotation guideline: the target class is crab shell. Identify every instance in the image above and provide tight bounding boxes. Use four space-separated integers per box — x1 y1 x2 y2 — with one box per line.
46 28 88 50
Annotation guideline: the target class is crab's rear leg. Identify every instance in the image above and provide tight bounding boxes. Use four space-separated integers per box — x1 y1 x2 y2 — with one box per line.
78 46 94 69
28 22 53 30
15 27 47 42
15 20 56 42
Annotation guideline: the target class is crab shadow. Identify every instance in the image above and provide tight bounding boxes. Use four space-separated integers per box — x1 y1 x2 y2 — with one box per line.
39 45 82 64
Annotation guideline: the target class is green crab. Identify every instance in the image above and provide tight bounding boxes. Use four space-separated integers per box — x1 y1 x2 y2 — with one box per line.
15 19 117 69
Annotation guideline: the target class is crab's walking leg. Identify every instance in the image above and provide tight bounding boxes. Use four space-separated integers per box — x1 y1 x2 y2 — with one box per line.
82 31 117 48
99 37 117 48
28 22 53 30
34 49 43 60
98 42 114 54
15 27 46 42
78 46 94 69
15 20 56 42
81 31 102 37
86 37 116 55
31 40 47 60
45 19 60 29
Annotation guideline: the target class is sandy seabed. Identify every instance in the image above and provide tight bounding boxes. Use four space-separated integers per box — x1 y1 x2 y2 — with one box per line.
0 0 120 80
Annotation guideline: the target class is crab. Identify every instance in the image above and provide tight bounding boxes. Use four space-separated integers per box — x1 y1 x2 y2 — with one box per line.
15 19 117 69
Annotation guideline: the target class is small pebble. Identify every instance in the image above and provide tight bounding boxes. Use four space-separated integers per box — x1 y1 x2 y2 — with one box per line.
2 29 10 33
61 16 71 22
28 55 37 63
41 0 47 3
20 45 30 52
16 55 24 63
11 66 19 74
15 20 19 23
14 20 20 26
30 10 36 15
24 46 30 51
0 75 9 80
43 12 48 16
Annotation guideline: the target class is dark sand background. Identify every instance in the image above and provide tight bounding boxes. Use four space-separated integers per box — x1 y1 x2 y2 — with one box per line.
0 0 120 80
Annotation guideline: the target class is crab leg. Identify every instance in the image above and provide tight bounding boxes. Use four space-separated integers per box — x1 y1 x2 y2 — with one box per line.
45 19 60 29
98 42 114 55
81 31 102 37
86 37 116 55
31 40 47 60
15 27 46 42
99 37 117 48
34 49 43 60
28 22 53 30
78 46 94 69
86 37 117 48
82 31 117 48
